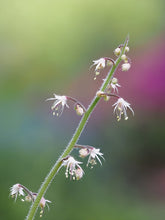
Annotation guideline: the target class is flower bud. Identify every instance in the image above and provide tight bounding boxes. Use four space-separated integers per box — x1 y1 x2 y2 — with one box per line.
121 54 127 61
95 71 100 76
25 195 32 202
122 63 131 71
104 96 110 101
79 148 89 158
75 168 84 180
96 90 104 97
114 47 121 56
111 77 118 84
75 104 84 116
107 60 113 66
125 46 129 52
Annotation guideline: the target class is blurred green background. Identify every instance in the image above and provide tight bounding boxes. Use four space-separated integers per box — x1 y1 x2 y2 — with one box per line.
1 0 165 219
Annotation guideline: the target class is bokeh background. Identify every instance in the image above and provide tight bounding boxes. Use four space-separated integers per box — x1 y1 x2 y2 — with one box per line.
1 0 165 219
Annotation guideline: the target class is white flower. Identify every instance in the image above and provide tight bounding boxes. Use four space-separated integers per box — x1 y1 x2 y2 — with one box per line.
122 63 131 71
113 98 134 121
46 94 69 116
87 148 104 168
32 193 51 217
92 58 106 71
62 156 84 180
79 147 104 168
10 184 24 201
110 77 121 93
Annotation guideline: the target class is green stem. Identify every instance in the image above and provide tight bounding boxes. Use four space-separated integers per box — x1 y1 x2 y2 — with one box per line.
26 36 129 220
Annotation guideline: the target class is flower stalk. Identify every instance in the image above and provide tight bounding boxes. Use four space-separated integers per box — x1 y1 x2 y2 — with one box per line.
26 35 129 220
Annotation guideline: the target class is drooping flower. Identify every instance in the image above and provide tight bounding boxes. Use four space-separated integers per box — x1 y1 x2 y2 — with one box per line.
10 183 51 218
113 98 134 121
10 184 25 201
92 58 106 72
91 57 115 80
79 147 104 168
46 94 69 116
110 77 121 93
62 156 84 180
87 148 104 168
32 193 51 218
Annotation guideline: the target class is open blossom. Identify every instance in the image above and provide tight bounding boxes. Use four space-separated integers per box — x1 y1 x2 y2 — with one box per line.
32 193 51 217
62 156 84 180
92 58 106 71
46 94 69 116
113 98 134 121
79 147 104 168
10 183 51 218
10 184 25 201
110 77 121 93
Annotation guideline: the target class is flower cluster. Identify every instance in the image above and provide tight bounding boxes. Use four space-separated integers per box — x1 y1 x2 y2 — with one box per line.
10 37 134 219
60 145 104 180
94 42 134 121
114 46 131 71
61 145 104 180
10 183 51 217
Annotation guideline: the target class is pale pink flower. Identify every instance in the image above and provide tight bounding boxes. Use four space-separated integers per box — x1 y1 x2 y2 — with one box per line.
46 94 69 116
10 184 24 201
113 98 134 121
92 58 106 71
79 147 104 168
62 156 84 180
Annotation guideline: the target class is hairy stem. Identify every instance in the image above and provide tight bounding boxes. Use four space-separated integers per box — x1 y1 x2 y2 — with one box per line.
26 36 129 220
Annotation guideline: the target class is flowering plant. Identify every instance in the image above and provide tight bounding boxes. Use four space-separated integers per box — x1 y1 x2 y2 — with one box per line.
10 36 134 219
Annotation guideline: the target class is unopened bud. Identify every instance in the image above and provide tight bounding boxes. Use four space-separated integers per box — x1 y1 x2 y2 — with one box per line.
114 47 121 56
75 168 84 180
122 63 131 71
125 46 129 53
96 90 104 97
111 77 118 84
121 54 127 61
107 60 113 66
104 96 110 101
25 195 32 202
75 104 84 116
79 148 89 158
